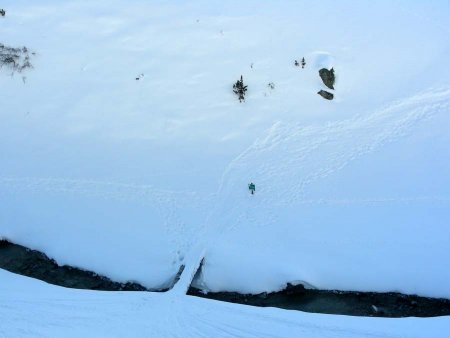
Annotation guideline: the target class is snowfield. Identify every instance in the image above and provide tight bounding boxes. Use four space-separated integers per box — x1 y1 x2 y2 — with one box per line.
2 269 450 338
1 0 450 335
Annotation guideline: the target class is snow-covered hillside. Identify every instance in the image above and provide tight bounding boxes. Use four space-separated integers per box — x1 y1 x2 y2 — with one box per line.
1 0 450 303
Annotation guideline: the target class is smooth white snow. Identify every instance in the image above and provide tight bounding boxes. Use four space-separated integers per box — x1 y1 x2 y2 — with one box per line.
2 269 450 338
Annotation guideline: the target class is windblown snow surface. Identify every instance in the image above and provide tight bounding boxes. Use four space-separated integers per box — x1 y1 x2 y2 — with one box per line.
1 0 450 336
2 269 450 338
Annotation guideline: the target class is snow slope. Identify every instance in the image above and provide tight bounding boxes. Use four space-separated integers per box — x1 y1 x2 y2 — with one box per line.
1 0 450 298
3 269 450 338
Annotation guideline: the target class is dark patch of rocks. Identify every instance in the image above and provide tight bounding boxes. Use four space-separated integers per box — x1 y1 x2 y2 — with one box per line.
0 239 149 291
284 282 306 295
188 283 450 318
319 68 335 89
317 90 334 100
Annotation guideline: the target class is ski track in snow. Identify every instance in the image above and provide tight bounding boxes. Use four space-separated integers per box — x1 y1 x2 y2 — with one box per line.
1 87 450 292
0 285 412 338
202 86 450 237
1 296 393 338
219 86 450 205
173 86 450 291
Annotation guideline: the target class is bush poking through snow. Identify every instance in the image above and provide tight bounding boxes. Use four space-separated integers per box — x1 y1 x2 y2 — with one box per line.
0 44 34 74
233 75 248 102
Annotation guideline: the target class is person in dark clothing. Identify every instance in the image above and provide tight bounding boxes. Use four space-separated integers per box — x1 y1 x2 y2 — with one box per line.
248 182 256 195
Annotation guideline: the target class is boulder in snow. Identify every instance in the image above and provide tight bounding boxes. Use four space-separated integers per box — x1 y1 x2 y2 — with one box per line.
319 68 335 89
317 90 334 100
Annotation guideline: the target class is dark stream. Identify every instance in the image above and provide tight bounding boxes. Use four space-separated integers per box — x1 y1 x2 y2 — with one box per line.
1 239 450 317
188 285 450 317
0 240 156 291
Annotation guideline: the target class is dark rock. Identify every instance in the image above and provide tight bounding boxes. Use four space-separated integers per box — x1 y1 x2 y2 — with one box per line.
318 90 334 100
257 292 268 299
284 282 306 296
0 240 150 291
319 68 335 89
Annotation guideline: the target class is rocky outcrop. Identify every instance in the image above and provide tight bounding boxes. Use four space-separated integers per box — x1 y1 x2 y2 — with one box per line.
284 282 306 295
319 68 335 89
0 240 148 291
317 90 334 100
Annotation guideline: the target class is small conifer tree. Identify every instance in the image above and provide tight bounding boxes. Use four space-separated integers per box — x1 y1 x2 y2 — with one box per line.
233 75 248 102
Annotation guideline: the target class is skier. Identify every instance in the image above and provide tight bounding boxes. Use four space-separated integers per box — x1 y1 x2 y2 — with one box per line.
294 60 299 67
248 182 256 195
301 57 306 68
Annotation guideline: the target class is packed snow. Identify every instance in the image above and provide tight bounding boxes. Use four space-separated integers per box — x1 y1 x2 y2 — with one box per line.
2 269 450 338
1 0 450 327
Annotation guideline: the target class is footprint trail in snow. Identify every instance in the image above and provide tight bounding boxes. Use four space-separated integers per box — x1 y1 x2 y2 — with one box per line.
1 87 450 293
